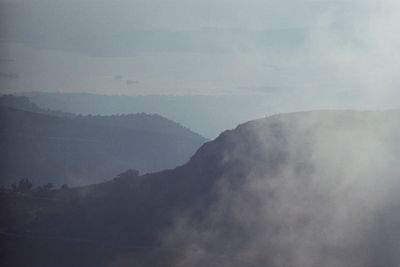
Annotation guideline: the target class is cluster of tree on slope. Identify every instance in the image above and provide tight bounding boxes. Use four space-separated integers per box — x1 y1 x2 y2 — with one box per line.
0 95 207 187
1 111 400 266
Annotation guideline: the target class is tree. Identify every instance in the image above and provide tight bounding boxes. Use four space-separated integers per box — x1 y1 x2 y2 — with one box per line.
35 182 54 196
114 169 139 183
43 183 53 191
17 178 32 192
61 184 69 190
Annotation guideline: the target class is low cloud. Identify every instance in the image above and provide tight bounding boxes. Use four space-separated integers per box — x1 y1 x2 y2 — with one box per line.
162 111 400 266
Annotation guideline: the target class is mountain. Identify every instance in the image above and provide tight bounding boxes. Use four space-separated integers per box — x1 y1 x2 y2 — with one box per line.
0 97 207 186
1 110 400 266
21 92 379 138
0 94 44 113
0 94 74 117
21 92 278 138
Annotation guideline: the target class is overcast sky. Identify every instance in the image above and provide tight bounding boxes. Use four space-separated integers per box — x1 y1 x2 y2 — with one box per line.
1 0 400 106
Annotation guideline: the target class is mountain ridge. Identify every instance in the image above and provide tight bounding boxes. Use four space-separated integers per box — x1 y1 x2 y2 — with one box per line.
2 110 400 266
0 97 207 186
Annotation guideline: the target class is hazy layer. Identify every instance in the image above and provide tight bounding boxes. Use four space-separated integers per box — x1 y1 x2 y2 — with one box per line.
1 0 400 110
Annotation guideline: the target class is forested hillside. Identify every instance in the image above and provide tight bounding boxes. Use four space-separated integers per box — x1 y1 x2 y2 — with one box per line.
0 96 206 186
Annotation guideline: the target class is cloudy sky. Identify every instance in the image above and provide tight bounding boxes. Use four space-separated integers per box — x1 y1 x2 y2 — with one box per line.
1 0 400 104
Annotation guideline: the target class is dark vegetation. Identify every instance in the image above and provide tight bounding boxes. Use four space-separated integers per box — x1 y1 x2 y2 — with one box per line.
0 95 207 186
2 111 400 266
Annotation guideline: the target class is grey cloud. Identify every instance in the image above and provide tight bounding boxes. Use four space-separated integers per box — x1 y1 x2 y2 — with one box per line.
161 111 400 266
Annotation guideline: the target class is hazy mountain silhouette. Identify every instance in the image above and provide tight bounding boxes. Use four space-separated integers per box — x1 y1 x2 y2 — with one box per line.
21 92 375 138
0 94 43 112
0 96 206 186
0 94 74 117
22 92 281 138
1 111 400 266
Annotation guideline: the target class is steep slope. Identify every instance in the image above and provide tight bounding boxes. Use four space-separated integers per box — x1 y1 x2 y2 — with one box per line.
0 105 206 186
2 111 400 266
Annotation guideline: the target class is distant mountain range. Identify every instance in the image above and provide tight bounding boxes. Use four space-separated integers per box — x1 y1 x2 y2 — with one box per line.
21 92 277 138
20 92 379 138
2 110 400 266
0 95 207 186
